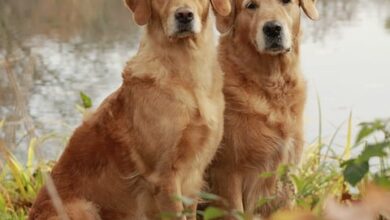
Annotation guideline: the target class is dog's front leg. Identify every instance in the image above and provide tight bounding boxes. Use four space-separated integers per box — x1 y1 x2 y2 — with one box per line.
185 198 198 220
154 176 186 220
131 85 195 219
209 168 244 219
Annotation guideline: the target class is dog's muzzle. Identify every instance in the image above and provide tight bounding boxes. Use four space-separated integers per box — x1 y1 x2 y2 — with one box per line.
174 7 194 35
263 21 290 53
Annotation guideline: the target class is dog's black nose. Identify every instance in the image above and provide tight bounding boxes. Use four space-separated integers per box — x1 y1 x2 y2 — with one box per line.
175 8 194 24
263 21 282 38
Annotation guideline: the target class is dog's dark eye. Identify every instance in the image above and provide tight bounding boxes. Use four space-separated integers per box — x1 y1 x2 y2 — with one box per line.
245 1 258 10
281 0 291 4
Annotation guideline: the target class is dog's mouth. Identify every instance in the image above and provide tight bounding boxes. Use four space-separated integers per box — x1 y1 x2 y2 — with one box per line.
263 34 292 55
265 42 291 54
173 25 196 38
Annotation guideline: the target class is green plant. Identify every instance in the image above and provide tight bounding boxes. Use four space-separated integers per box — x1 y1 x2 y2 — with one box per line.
0 136 52 219
342 119 390 187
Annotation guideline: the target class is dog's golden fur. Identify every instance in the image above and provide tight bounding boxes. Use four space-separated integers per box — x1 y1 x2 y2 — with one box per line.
28 0 230 219
207 0 318 217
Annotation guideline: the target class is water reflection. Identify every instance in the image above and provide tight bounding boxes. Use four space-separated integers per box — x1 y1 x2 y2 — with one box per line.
0 0 140 158
0 0 390 159
303 0 360 42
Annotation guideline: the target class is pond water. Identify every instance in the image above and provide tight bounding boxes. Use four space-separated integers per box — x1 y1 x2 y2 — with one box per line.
1 0 390 160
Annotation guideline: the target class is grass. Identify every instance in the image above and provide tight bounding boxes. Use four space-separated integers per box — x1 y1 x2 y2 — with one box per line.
0 132 51 220
0 95 389 219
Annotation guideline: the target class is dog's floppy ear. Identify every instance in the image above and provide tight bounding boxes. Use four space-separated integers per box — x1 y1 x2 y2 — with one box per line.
124 0 151 26
300 0 319 20
211 0 232 17
211 0 235 34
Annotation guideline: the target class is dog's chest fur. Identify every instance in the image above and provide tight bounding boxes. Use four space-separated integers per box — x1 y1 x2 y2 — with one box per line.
223 69 306 169
126 59 224 195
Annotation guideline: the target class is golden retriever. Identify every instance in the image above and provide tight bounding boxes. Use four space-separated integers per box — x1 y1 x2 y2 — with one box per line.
28 0 230 219
207 0 318 218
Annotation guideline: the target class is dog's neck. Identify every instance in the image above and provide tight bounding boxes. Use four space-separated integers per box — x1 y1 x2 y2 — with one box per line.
219 31 301 87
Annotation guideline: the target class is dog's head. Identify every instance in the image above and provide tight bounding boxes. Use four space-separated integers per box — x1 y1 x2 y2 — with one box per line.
214 0 318 55
125 0 231 39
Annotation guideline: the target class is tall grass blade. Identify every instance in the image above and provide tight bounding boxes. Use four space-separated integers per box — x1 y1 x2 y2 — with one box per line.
343 112 353 161
27 137 37 171
323 122 344 162
315 91 323 166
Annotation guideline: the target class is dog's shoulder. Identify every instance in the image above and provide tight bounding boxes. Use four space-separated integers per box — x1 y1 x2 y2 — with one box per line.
122 52 170 83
